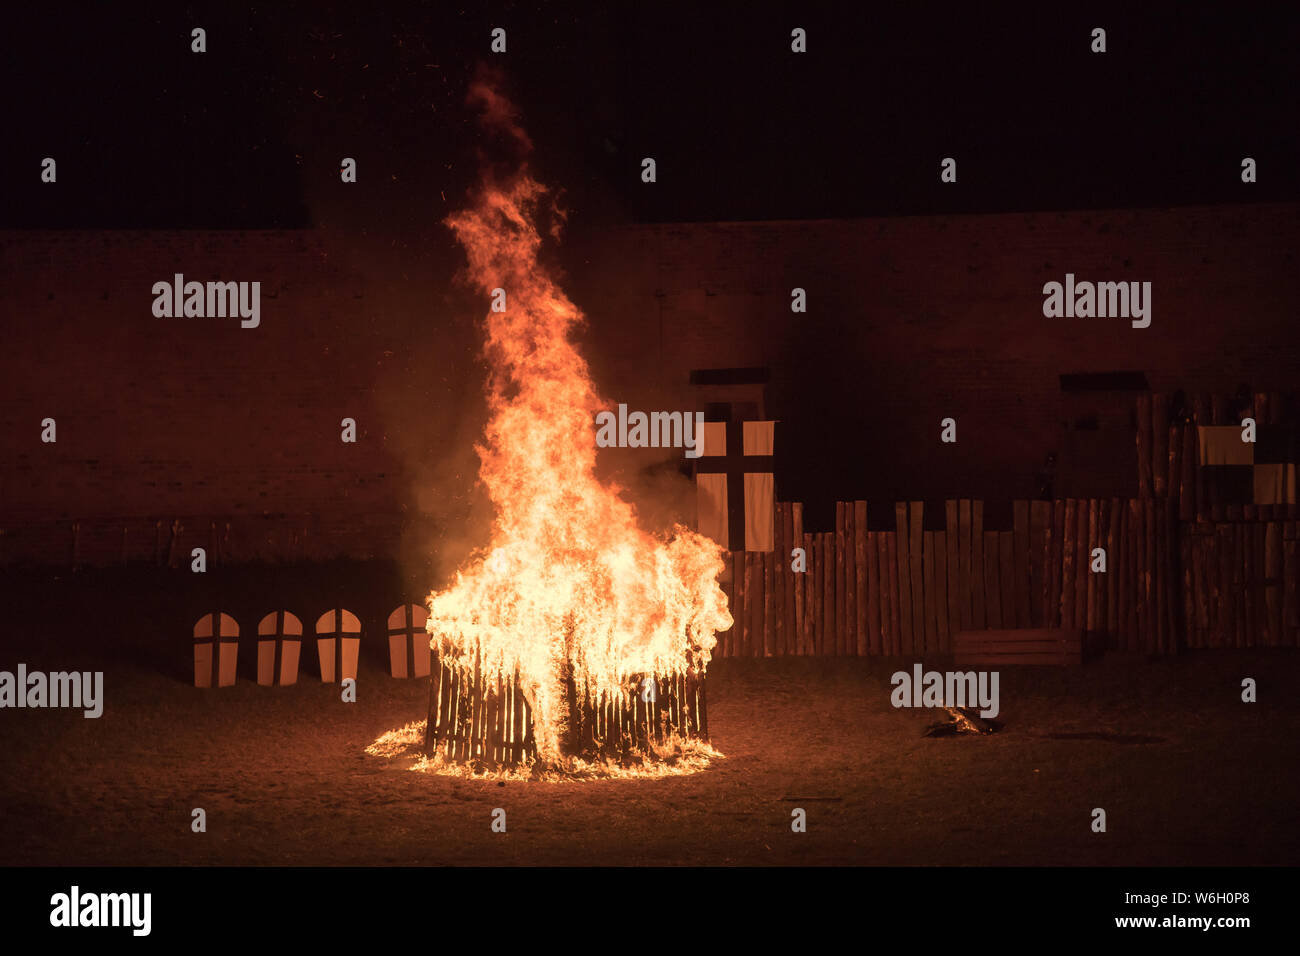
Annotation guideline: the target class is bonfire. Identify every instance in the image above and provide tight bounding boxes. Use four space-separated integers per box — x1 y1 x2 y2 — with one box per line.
412 78 733 776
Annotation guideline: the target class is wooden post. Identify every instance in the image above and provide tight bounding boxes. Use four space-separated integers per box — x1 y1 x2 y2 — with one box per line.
908 502 925 653
1133 498 1145 651
773 505 785 655
855 501 868 656
1013 500 1030 629
1180 524 1194 653
745 551 758 658
791 503 804 653
887 530 902 655
1227 514 1241 649
1214 523 1230 649
1030 501 1049 627
813 532 825 655
1106 497 1121 641
809 534 820 654
784 503 797 655
1283 523 1298 645
895 503 914 652
424 664 442 753
789 534 800 656
923 530 937 653
806 534 817 655
1115 504 1126 651
983 531 1002 628
836 502 847 655
1086 499 1099 633
1074 500 1091 631
958 499 973 629
823 532 836 654
1145 498 1158 652
1187 525 1203 649
1169 403 1183 509
802 531 815 655
1123 500 1136 651
1052 499 1066 629
1062 499 1078 630
1243 520 1256 648
871 532 885 654
971 500 986 629
999 531 1016 634
934 530 950 652
1165 503 1179 652
1136 393 1152 498
1180 423 1197 521
733 550 745 658
845 503 857 655
867 530 882 654
946 500 962 637
1211 395 1228 521
1193 393 1210 520
764 549 775 658
1152 393 1168 498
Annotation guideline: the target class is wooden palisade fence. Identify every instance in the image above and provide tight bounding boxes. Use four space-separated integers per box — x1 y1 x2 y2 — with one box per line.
718 497 1298 658
423 653 708 768
718 389 1298 658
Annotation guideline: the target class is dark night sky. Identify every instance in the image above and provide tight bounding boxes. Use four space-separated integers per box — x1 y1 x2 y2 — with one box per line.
3 2 1298 230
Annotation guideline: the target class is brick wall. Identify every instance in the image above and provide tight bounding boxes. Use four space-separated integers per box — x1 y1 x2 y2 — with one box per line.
568 202 1300 525
3 202 1297 564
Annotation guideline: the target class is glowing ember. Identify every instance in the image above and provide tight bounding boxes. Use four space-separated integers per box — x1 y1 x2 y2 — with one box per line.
420 78 732 771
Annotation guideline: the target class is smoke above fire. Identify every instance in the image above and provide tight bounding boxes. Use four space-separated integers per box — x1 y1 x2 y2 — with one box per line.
425 76 733 764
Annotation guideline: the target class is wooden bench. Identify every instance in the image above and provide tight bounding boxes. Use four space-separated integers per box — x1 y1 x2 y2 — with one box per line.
953 628 1088 667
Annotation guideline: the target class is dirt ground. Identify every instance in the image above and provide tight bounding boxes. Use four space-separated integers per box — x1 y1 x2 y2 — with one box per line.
1 566 1297 866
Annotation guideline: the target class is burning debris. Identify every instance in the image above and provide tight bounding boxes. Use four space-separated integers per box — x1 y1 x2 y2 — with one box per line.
923 708 1001 737
413 77 732 775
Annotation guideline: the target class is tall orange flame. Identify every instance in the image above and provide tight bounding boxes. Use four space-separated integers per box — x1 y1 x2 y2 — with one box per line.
426 80 733 765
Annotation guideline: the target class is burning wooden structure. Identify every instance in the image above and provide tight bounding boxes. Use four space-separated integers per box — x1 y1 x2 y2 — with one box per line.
415 82 731 775
422 655 708 769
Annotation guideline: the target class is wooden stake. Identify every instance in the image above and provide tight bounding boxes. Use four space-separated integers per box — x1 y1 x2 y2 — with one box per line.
802 531 814 655
895 503 914 652
1137 393 1152 498
1062 499 1078 630
1180 423 1197 521
867 530 882 654
1013 501 1030 628
946 501 962 638
909 502 925 653
780 504 790 655
764 549 775 658
1086 499 1099 633
772 505 783 655
812 534 824 654
983 531 1002 628
1243 520 1256 647
855 501 868 656
823 532 836 654
836 503 848 656
1283 523 1298 645
887 530 901 655
1106 498 1120 641
958 499 973 629
935 530 950 652
1029 501 1049 627
971 500 986 629
923 530 937 653
1074 499 1090 631
1152 393 1168 498
999 531 1016 635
